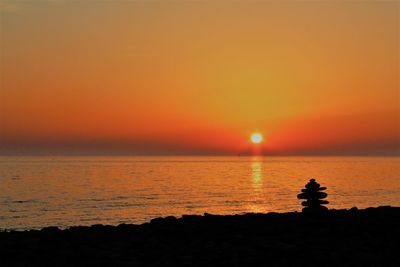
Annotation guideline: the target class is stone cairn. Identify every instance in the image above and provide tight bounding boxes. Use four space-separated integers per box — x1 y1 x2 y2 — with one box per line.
297 179 329 213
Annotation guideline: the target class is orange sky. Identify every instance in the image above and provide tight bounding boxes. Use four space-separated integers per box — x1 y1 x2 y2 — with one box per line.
0 1 399 155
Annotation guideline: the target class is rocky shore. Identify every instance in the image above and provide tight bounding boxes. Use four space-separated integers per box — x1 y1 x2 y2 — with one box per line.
2 206 399 266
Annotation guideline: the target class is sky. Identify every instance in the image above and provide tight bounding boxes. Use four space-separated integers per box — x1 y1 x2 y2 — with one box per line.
0 0 399 155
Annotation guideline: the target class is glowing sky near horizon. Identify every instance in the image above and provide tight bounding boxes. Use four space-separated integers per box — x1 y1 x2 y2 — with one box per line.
0 1 399 155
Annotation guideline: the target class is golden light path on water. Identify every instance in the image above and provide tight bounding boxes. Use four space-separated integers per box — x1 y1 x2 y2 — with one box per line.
250 158 264 213
1 156 400 230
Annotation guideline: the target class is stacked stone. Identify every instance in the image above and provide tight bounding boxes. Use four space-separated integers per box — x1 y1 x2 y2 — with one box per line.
297 179 328 213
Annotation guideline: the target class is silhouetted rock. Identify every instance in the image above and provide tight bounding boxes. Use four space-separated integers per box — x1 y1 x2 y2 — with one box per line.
298 178 329 213
1 207 399 266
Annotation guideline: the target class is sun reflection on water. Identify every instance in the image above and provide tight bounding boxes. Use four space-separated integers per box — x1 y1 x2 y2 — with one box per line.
248 157 266 213
251 161 263 192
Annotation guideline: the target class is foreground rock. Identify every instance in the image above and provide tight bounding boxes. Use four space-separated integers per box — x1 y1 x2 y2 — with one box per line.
297 178 329 213
1 206 399 266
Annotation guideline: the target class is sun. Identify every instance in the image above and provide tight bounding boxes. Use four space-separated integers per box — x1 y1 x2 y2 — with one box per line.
250 132 263 144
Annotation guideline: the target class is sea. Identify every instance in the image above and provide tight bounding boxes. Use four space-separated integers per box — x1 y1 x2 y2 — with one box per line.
1 156 399 230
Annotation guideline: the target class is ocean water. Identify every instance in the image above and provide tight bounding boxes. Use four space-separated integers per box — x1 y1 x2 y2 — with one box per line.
0 156 399 230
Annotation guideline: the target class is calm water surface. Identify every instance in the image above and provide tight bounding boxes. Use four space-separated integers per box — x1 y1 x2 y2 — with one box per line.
0 156 399 230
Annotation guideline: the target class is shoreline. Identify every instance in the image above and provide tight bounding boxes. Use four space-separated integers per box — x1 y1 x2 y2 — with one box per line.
2 206 400 266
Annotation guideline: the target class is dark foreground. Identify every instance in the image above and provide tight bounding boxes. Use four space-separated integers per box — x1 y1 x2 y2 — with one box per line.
1 206 400 266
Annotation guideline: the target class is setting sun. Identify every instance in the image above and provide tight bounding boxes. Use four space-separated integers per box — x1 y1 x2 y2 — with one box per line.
250 133 264 144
